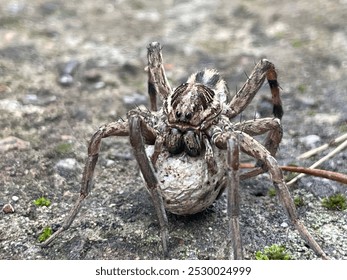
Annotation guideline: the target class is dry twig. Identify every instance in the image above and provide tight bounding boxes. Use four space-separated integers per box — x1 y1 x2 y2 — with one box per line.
298 133 347 159
240 133 347 186
287 139 347 186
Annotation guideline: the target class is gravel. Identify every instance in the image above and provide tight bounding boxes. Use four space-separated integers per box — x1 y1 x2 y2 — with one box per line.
0 0 346 260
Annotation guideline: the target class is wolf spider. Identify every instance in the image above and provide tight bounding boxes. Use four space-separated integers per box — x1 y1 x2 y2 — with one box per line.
42 42 328 259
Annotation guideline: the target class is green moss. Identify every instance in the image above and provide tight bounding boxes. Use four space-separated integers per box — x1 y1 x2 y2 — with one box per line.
307 109 317 116
274 31 285 40
294 196 305 207
268 188 276 197
54 142 74 155
322 193 347 211
285 172 298 182
291 39 304 48
297 84 307 93
38 227 53 242
339 123 347 133
33 197 51 207
255 244 292 260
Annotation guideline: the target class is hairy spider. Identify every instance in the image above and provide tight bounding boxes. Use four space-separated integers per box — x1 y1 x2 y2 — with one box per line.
42 42 328 259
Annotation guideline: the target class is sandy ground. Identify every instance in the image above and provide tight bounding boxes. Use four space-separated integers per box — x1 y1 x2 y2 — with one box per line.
0 0 346 260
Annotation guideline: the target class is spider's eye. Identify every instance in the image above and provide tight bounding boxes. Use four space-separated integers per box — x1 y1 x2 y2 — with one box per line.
185 112 192 120
175 111 182 118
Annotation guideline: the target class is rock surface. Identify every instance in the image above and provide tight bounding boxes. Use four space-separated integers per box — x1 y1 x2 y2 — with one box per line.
0 0 346 260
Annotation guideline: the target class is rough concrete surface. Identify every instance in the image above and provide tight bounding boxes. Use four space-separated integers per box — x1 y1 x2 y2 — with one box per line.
0 0 346 260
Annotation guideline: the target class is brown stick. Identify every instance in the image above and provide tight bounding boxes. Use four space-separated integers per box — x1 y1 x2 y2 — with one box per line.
240 163 347 185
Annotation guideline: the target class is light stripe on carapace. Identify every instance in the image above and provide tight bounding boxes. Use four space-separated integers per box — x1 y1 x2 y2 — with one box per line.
170 69 229 110
167 69 229 128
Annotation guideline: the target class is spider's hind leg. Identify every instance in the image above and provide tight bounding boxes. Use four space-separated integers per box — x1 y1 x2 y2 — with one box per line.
212 130 328 259
226 136 243 259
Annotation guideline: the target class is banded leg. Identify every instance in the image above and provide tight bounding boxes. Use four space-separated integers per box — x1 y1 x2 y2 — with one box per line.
147 42 172 111
129 115 169 256
40 120 129 247
213 131 329 260
226 59 283 120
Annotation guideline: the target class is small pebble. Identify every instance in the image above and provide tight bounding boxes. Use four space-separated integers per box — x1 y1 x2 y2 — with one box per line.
0 136 30 153
11 196 19 202
54 158 78 177
281 222 288 228
122 92 148 107
60 59 79 76
106 159 115 167
58 60 80 86
22 93 57 106
2 203 15 214
83 68 102 82
299 134 321 149
58 74 74 86
93 81 105 89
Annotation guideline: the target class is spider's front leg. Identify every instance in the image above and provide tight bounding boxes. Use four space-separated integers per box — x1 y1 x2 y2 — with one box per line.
227 59 284 178
226 59 283 120
128 113 169 257
147 42 172 111
40 120 129 247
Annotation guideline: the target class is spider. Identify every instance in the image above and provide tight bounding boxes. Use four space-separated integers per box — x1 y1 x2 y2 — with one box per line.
42 42 328 259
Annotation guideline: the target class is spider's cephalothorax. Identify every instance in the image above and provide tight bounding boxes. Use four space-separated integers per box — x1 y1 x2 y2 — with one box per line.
41 42 329 260
164 69 228 156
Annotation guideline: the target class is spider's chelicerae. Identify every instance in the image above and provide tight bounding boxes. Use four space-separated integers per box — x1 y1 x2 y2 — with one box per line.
42 42 328 259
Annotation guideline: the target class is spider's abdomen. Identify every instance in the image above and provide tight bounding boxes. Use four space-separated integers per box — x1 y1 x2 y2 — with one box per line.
145 145 226 215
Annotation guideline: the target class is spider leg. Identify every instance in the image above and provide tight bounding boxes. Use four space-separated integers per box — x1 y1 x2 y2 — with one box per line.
129 114 169 257
234 117 282 156
147 42 172 111
40 120 129 247
226 136 243 259
233 117 283 180
226 59 283 120
213 131 329 260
